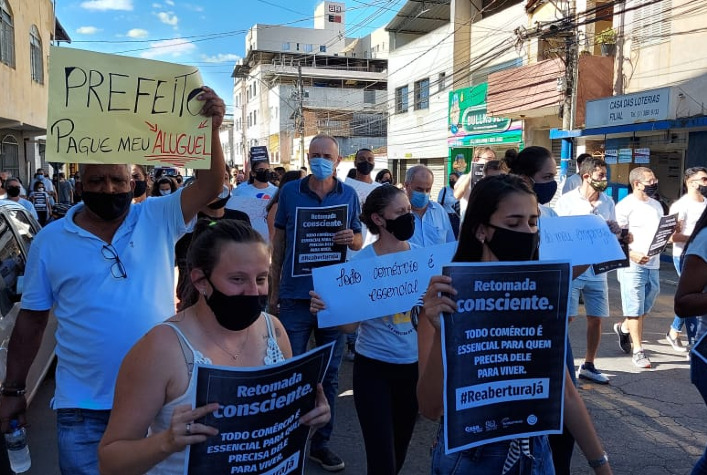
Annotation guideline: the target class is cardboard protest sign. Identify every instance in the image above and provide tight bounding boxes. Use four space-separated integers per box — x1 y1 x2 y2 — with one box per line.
647 214 678 257
47 46 210 167
186 343 334 475
539 215 625 266
292 205 347 277
441 261 570 454
313 242 457 328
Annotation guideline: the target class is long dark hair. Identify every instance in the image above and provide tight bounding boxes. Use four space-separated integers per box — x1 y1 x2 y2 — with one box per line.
179 219 267 310
151 177 177 196
360 185 406 235
375 169 393 184
453 174 536 263
505 146 552 179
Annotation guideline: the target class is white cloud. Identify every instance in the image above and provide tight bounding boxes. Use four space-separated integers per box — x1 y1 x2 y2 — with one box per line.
126 28 148 38
183 3 203 12
76 26 101 35
80 0 133 11
152 2 161 7
157 11 179 26
165 0 175 5
140 38 196 59
201 53 241 63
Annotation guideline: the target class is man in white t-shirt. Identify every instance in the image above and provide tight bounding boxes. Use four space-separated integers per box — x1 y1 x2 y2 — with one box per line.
345 148 381 257
226 159 278 242
556 157 622 384
614 167 664 369
0 87 226 474
665 166 707 351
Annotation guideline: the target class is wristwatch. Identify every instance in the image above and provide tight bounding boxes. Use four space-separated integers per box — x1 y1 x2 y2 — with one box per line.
588 452 609 469
0 386 26 397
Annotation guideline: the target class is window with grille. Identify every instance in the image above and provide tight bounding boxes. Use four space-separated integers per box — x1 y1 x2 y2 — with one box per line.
395 85 409 113
0 0 14 67
0 135 19 178
632 0 671 48
30 25 42 83
414 78 430 110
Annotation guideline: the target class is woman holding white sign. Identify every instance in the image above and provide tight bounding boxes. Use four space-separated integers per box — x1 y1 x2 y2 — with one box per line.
309 185 419 475
99 219 330 474
417 174 612 475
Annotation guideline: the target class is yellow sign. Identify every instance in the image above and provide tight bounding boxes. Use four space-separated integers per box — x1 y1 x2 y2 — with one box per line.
47 46 211 168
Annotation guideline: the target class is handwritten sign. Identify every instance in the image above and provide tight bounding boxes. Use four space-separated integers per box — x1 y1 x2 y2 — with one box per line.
313 242 457 328
441 262 570 453
186 343 333 475
292 205 347 277
226 195 269 241
539 215 625 266
647 213 678 257
47 46 210 167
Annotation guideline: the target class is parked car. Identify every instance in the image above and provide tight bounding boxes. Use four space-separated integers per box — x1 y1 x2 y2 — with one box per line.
0 201 56 405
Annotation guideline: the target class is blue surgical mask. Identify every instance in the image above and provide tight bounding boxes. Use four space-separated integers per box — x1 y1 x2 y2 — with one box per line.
410 190 429 209
309 157 334 180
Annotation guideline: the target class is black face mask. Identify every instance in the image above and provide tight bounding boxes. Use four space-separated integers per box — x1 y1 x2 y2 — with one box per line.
208 196 230 210
485 224 539 261
643 183 659 198
533 181 558 205
82 191 133 221
133 180 147 197
254 169 270 183
355 161 375 176
384 213 415 241
205 276 265 331
699 185 707 199
381 179 392 185
6 186 21 198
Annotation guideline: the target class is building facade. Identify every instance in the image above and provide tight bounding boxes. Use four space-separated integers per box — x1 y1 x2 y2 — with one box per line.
0 0 69 184
231 1 388 171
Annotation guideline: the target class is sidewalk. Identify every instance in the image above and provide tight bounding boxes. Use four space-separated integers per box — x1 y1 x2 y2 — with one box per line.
311 265 706 475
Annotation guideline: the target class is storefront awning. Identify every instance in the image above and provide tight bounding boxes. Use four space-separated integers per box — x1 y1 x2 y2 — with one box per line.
549 115 707 139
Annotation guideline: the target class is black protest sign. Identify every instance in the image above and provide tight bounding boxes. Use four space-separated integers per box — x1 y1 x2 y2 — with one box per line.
441 262 570 454
292 205 348 277
186 343 334 475
647 213 678 257
592 240 629 275
250 146 269 164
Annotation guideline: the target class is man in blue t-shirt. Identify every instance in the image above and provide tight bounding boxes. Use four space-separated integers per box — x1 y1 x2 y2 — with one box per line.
270 133 362 472
0 87 227 475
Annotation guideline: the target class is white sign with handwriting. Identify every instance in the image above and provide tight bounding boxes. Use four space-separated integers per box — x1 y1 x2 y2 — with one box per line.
539 215 625 266
312 242 457 328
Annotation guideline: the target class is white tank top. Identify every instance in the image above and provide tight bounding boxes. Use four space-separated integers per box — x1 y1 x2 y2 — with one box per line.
145 313 286 475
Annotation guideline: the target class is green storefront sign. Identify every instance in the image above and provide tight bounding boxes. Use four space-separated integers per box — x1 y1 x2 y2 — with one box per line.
448 83 522 174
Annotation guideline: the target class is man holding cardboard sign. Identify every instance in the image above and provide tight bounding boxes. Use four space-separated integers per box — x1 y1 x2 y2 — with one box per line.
0 71 225 474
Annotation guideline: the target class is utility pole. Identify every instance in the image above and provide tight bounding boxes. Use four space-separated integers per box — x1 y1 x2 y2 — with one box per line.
559 0 578 181
298 64 305 168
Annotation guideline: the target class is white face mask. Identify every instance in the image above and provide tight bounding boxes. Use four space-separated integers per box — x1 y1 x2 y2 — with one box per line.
159 189 171 196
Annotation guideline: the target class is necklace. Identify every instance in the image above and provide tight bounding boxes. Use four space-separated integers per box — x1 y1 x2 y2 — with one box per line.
189 305 251 361
204 325 251 361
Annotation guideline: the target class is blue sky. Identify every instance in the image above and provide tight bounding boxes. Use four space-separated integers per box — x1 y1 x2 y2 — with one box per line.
56 0 400 115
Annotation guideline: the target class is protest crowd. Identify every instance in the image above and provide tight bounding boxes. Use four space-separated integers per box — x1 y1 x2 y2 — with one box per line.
1 78 707 475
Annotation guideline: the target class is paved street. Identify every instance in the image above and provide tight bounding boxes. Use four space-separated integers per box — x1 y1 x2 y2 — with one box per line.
24 263 706 474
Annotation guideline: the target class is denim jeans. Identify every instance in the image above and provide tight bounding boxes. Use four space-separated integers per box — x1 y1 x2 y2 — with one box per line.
56 408 111 475
430 423 555 475
671 256 698 343
278 298 344 451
